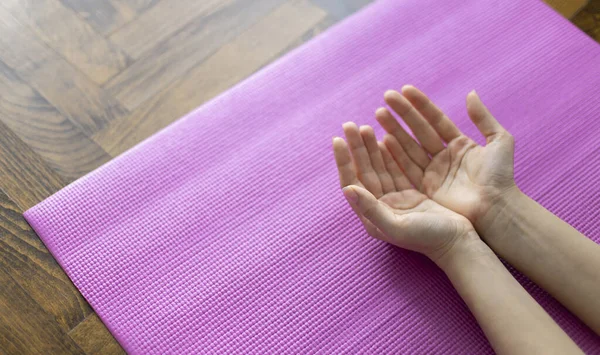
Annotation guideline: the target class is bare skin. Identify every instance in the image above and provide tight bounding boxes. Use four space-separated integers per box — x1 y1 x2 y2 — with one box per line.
333 125 473 260
376 88 516 225
332 86 594 353
379 85 600 336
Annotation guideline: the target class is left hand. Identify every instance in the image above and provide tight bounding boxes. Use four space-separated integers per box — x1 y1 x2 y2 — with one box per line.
333 123 478 263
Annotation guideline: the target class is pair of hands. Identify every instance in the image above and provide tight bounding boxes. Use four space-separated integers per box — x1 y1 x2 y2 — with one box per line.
333 85 517 263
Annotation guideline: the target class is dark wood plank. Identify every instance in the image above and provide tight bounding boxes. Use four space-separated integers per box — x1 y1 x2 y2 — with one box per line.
544 0 589 18
108 0 232 59
0 0 130 85
69 313 125 355
0 120 67 211
0 6 129 135
105 0 288 111
0 191 92 331
59 0 137 36
0 268 84 354
572 0 600 42
94 0 327 156
0 61 112 181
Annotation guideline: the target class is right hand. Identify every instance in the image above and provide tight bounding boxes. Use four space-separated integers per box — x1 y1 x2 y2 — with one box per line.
333 123 479 263
376 86 519 231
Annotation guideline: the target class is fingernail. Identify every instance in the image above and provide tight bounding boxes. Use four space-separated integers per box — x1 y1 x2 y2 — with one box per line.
342 186 359 204
359 125 372 133
469 90 478 97
384 90 398 99
342 122 355 130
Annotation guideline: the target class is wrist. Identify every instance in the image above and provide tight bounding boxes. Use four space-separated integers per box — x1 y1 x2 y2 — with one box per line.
432 230 493 272
475 185 526 241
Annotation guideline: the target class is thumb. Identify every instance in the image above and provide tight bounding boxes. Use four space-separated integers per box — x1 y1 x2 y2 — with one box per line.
342 185 396 233
466 90 509 143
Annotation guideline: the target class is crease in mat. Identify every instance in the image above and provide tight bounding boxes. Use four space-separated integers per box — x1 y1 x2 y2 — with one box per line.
24 0 600 353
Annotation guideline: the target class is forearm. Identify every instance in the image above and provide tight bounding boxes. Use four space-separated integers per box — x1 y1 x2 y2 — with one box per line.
478 188 600 334
437 235 581 354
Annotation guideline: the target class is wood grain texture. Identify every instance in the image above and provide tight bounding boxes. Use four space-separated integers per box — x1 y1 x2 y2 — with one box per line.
544 0 589 18
69 313 125 355
0 120 67 211
0 62 111 181
106 0 288 111
572 0 600 42
0 6 128 135
283 15 337 54
0 191 92 331
94 0 327 156
0 0 130 85
109 0 232 59
0 268 84 354
59 0 159 36
0 0 596 353
309 0 373 20
121 0 161 12
59 0 137 35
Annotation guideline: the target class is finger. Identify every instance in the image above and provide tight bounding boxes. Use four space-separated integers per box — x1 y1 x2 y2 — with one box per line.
466 91 507 143
348 199 386 240
343 122 383 196
342 185 397 235
383 134 424 189
332 137 359 188
375 107 430 169
378 141 412 191
359 125 395 194
362 215 386 240
402 85 462 143
334 146 385 239
384 90 445 156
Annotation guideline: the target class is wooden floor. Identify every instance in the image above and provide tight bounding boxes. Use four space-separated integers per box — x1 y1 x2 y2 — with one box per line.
0 0 597 353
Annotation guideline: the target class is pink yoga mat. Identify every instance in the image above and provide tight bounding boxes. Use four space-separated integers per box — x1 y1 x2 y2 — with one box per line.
25 0 600 353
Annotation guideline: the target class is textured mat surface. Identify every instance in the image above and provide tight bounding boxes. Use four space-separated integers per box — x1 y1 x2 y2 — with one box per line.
25 0 600 353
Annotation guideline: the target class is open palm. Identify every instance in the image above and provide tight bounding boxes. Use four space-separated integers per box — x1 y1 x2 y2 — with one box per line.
333 123 475 261
376 86 517 226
